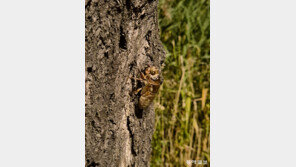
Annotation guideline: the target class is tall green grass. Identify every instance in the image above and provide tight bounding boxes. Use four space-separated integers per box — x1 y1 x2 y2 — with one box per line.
151 0 210 166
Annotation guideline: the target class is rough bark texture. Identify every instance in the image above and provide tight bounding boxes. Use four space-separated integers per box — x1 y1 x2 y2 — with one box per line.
85 0 165 166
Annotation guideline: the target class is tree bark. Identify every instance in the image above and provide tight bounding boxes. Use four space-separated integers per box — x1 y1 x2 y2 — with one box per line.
85 0 165 166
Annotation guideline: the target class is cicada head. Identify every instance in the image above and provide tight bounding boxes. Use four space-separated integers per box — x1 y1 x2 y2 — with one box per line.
145 66 160 81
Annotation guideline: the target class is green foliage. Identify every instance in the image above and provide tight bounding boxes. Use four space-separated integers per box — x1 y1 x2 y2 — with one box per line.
151 0 210 166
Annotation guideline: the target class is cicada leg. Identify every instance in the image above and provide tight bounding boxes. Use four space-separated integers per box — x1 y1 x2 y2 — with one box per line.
138 69 147 80
133 87 142 95
130 76 145 82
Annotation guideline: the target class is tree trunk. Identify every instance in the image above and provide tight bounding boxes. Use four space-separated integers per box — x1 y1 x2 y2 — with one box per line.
85 0 165 166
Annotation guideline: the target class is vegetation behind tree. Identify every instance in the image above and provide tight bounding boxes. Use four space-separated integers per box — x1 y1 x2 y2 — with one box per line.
151 0 210 166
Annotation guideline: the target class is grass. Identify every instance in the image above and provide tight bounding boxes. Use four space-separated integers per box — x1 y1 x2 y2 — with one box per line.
151 0 210 166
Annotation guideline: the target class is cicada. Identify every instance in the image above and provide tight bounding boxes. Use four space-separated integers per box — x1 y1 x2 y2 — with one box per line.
131 66 162 109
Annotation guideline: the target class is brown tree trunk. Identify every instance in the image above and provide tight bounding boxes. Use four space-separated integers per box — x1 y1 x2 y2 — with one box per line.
85 0 165 166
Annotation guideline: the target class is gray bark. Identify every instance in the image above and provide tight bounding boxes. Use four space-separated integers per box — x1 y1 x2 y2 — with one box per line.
85 0 165 166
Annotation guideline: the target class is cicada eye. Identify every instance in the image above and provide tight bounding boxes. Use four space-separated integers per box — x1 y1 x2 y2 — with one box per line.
150 71 155 75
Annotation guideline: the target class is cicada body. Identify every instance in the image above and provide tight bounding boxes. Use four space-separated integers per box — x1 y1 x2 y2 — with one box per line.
132 66 162 109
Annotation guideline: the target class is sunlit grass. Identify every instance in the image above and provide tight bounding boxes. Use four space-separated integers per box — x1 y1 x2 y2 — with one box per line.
151 0 210 166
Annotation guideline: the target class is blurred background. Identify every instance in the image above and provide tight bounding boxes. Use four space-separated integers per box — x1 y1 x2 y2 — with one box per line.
151 0 210 166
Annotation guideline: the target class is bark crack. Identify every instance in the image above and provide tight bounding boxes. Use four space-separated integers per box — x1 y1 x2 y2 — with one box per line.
119 26 127 50
127 116 137 156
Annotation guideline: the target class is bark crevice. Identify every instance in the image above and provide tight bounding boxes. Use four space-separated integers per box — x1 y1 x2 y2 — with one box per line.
127 116 137 156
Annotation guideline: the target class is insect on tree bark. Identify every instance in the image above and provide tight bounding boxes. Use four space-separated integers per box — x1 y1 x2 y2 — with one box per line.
85 0 165 166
